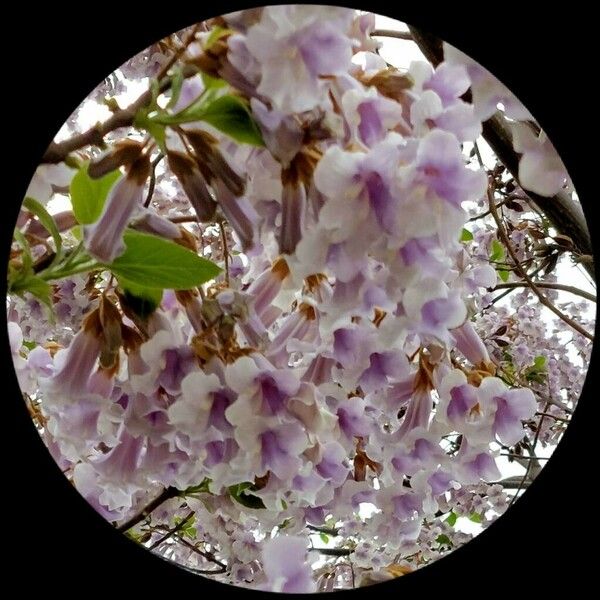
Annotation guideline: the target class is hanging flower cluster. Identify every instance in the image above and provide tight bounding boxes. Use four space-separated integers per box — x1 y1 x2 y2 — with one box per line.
7 6 593 592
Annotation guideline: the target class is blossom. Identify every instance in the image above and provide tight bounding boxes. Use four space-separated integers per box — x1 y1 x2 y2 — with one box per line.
260 536 316 593
511 122 568 196
84 156 150 263
244 6 354 113
412 129 487 206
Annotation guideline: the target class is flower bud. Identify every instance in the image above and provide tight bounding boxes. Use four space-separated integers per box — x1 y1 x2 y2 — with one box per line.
84 155 150 263
168 151 217 222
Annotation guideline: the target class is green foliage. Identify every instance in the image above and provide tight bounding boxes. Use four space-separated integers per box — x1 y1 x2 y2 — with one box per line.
9 227 53 310
187 95 264 146
498 269 510 282
228 482 266 510
118 279 163 319
174 515 197 539
525 354 548 383
445 511 458 527
436 534 452 546
107 230 221 290
204 26 233 50
166 67 185 110
151 94 264 146
490 239 505 263
70 164 120 225
468 512 483 523
180 478 212 496
460 228 474 242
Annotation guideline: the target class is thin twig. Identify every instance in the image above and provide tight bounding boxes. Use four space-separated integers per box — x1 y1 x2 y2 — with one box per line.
149 510 194 550
492 281 595 303
508 404 549 507
42 29 200 164
370 29 413 40
487 182 594 341
307 524 340 536
169 215 198 224
173 535 227 571
535 411 570 423
501 453 549 461
310 548 354 556
468 198 510 221
116 486 179 532
143 152 164 208
218 220 230 286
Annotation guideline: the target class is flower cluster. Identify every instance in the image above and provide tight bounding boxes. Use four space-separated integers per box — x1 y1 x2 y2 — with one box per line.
7 6 592 592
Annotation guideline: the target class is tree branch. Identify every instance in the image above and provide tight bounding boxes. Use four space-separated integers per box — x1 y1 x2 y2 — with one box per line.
310 547 354 556
371 29 413 41
408 25 595 281
143 152 164 208
307 524 340 536
115 486 179 532
492 281 595 303
149 510 195 550
42 54 198 164
487 182 594 341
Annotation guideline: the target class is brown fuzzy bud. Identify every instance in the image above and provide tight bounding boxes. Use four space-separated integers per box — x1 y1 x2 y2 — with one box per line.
88 140 144 179
168 151 217 222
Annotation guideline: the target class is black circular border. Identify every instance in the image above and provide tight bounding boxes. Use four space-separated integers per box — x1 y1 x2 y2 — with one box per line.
2 2 596 596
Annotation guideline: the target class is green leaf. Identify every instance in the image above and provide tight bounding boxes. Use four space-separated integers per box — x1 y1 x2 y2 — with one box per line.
180 478 212 496
468 512 483 523
23 197 63 262
147 122 167 152
525 354 548 383
460 228 474 242
118 279 163 319
436 534 452 546
22 340 37 351
154 94 264 146
194 95 264 146
204 26 232 50
71 225 83 241
498 269 509 282
445 511 458 527
70 164 120 225
319 533 330 544
201 72 228 92
11 274 53 310
166 68 185 110
107 230 221 290
490 239 505 263
278 518 293 530
228 482 266 509
12 227 33 273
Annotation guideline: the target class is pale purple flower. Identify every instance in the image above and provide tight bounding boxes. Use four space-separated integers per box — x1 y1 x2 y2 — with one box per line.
342 86 407 147
478 376 537 446
245 6 353 113
45 311 103 398
450 320 491 366
84 156 150 263
260 536 316 593
315 134 403 236
511 122 568 196
455 441 501 483
413 129 487 206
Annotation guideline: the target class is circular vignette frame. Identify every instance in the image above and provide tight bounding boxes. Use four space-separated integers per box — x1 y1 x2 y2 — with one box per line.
2 2 596 595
